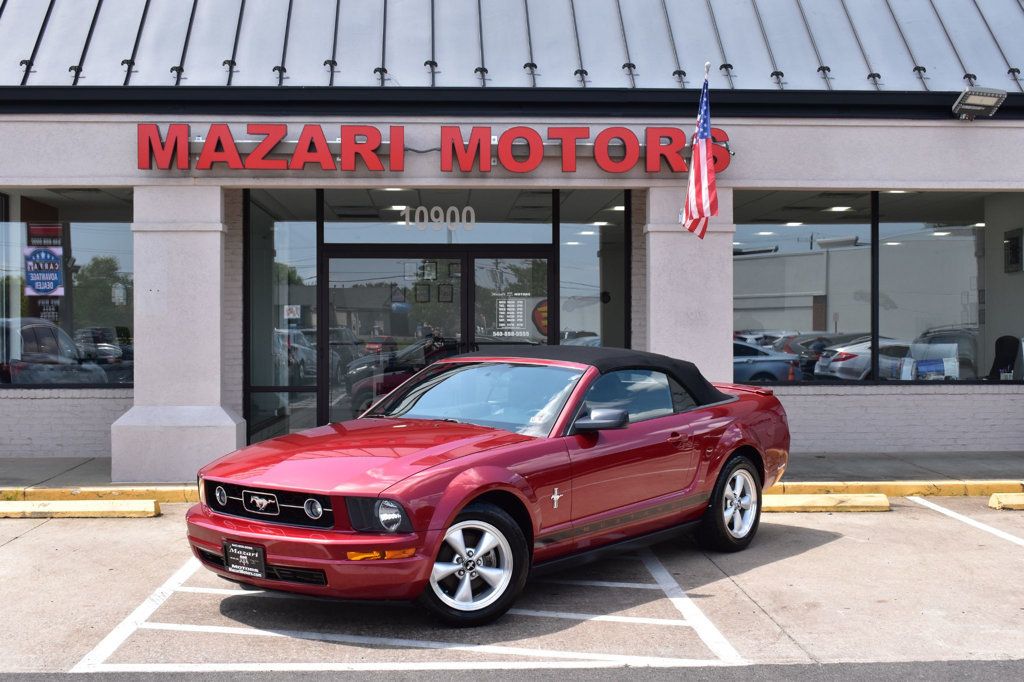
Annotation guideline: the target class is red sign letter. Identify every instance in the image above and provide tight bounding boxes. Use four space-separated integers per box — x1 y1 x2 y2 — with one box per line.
594 127 640 173
289 125 336 170
498 127 544 173
388 125 405 172
245 123 288 170
195 124 244 170
440 126 492 172
710 127 731 173
547 127 589 172
645 127 688 173
138 123 189 170
340 125 385 172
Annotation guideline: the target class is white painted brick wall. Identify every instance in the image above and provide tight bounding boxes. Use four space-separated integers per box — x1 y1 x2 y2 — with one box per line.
774 384 1024 453
0 389 132 457
222 189 244 417
630 189 647 351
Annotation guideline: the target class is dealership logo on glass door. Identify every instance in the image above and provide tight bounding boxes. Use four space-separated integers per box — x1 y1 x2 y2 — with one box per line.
137 124 731 174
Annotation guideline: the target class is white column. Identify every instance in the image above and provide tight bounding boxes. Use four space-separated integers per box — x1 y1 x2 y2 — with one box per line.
644 186 735 383
111 186 245 482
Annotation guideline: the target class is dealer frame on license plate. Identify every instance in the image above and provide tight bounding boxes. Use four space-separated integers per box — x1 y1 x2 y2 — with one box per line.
223 541 266 579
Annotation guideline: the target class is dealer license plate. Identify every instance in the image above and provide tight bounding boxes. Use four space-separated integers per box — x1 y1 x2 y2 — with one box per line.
223 541 266 579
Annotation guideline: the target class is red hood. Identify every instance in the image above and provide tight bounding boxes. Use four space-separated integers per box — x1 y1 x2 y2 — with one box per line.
200 418 532 495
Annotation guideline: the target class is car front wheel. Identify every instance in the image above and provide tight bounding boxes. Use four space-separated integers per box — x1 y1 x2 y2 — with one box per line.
697 454 762 552
419 502 529 626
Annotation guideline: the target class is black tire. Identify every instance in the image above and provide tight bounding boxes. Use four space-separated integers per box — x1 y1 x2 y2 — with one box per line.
418 502 530 627
696 454 763 552
748 372 775 382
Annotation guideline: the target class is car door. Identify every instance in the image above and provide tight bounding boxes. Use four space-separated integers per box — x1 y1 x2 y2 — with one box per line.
563 369 702 548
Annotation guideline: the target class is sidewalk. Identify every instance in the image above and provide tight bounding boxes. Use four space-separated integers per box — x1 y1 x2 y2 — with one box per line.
2 452 1022 489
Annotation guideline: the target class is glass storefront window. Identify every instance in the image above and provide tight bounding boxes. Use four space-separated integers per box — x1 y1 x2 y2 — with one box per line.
247 391 319 443
733 191 871 383
559 190 628 348
880 192 1022 382
474 257 549 346
1 188 134 385
248 189 318 388
324 188 552 244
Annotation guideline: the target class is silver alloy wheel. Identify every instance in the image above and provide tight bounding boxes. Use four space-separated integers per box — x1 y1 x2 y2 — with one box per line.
429 520 513 612
723 469 758 539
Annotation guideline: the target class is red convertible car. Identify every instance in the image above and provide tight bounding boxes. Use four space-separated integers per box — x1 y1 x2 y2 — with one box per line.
187 346 789 626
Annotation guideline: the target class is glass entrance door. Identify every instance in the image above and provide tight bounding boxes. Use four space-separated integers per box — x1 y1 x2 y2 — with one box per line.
327 257 465 421
325 253 552 421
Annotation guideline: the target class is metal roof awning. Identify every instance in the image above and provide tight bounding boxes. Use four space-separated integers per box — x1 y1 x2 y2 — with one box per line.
1 0 1022 94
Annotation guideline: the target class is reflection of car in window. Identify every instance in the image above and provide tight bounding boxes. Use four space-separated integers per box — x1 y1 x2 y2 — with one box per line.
1 318 107 384
732 341 802 383
814 336 911 381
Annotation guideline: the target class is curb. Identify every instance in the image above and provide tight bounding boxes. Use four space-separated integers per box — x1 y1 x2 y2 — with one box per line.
0 500 161 518
988 493 1024 510
0 486 196 504
766 480 1024 497
763 493 890 512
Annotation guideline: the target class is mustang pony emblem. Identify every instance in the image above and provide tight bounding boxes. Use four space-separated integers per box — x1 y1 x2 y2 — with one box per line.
251 496 273 511
243 491 279 514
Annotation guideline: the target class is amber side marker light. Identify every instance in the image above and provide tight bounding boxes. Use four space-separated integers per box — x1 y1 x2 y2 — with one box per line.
346 548 416 561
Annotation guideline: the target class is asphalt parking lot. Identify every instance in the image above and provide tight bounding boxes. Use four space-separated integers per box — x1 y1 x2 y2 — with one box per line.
2 497 1023 675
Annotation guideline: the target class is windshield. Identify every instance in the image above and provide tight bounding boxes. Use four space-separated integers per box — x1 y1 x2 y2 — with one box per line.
368 362 584 437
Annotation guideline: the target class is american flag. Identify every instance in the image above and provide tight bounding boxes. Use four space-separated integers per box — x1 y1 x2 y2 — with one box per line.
680 74 718 239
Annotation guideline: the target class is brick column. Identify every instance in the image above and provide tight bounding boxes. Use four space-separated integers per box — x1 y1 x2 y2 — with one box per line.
644 186 735 383
111 186 245 482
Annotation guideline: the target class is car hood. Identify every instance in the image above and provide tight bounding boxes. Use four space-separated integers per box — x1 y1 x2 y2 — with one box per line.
200 418 533 496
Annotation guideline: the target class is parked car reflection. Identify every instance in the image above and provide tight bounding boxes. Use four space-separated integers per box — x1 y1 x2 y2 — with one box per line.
343 335 461 417
1 317 107 384
814 336 911 381
773 332 868 380
733 341 802 382
74 326 133 383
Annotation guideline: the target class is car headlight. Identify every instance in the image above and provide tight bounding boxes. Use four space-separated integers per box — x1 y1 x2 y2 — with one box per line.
197 475 206 506
346 497 413 533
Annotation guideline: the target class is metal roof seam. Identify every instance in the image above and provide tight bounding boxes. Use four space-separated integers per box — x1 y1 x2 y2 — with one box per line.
883 0 929 92
71 0 105 87
173 0 200 87
659 0 686 88
19 0 56 87
838 0 880 91
225 0 246 87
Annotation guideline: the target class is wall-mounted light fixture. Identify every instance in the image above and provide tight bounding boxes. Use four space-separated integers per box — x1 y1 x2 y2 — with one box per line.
952 87 1007 120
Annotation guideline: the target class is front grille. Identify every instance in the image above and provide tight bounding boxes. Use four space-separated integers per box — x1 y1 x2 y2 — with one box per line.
204 480 335 529
197 548 327 586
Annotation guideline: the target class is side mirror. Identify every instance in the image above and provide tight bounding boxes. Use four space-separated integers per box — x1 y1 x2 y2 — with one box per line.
573 408 629 432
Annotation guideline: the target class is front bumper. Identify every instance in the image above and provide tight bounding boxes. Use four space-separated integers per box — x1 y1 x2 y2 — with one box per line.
185 504 435 600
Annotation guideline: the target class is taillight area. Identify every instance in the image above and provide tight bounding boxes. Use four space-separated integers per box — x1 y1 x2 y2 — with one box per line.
787 361 797 381
831 352 858 363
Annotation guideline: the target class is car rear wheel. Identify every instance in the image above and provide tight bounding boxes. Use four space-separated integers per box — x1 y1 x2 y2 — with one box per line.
697 454 762 552
419 502 529 627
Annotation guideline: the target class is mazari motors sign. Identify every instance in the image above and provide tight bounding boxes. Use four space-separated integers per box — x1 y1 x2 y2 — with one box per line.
137 123 731 175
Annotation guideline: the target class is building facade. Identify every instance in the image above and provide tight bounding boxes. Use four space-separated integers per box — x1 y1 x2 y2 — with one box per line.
1 0 1022 482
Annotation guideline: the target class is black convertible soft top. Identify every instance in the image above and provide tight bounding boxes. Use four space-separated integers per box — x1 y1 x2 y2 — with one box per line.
455 345 731 406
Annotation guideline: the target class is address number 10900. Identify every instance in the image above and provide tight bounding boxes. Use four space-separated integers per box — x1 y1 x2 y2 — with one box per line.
400 206 477 231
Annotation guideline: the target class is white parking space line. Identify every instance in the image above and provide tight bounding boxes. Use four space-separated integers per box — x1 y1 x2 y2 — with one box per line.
906 496 1024 548
176 586 689 627
87 661 697 672
508 608 689 627
537 578 663 590
639 549 744 665
136 621 727 667
70 557 200 673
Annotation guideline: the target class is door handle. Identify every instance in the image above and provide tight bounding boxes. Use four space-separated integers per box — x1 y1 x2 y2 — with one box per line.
668 431 689 446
